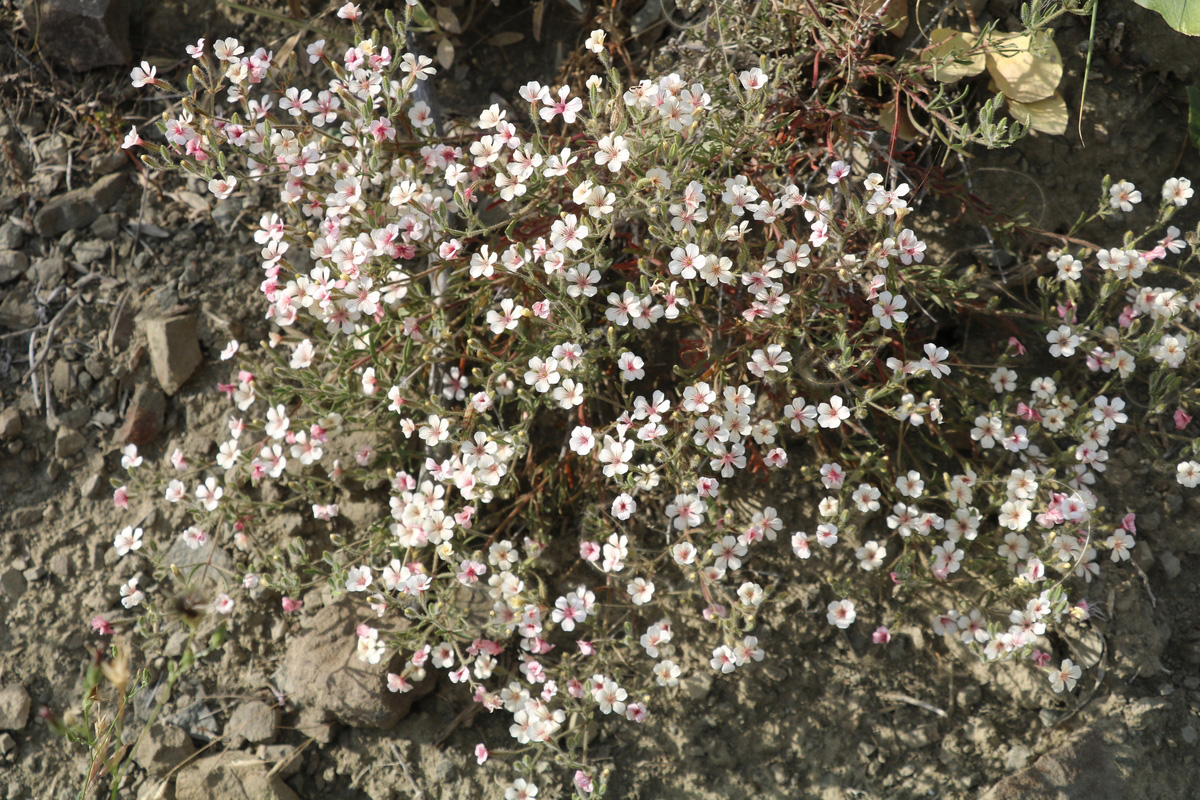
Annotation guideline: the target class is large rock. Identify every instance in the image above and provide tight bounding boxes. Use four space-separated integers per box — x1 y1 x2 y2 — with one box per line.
0 684 31 731
33 189 98 238
118 382 165 446
226 700 279 745
275 599 432 729
31 173 127 238
0 250 27 283
141 310 202 395
979 724 1131 800
133 722 195 777
175 752 298 800
23 0 131 72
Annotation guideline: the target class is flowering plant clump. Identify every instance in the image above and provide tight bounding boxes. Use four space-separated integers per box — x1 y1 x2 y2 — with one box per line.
70 2 1200 795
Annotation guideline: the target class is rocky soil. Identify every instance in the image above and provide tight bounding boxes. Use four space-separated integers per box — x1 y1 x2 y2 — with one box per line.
2 1 1200 799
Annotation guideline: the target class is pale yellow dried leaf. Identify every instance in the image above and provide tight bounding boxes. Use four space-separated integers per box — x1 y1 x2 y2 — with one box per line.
878 97 919 141
488 31 525 47
984 32 1062 104
863 0 909 36
1008 91 1068 135
436 37 455 70
926 29 986 83
435 6 462 34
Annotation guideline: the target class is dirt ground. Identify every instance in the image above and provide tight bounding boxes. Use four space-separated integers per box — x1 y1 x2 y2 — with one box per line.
2 0 1200 798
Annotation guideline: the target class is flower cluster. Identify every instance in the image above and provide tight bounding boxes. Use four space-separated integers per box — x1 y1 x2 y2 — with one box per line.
110 6 1200 794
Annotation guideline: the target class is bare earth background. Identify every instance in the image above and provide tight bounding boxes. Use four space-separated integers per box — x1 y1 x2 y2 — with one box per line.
2 0 1200 798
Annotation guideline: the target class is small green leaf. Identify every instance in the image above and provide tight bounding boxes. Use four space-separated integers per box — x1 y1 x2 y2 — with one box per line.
1132 0 1200 35
1187 86 1200 151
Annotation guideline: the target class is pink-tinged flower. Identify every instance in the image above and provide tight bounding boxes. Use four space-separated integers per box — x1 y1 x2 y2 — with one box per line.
872 625 891 644
186 38 206 58
213 593 234 614
91 616 114 635
738 67 768 91
474 744 488 765
114 526 143 557
1008 337 1026 355
281 596 302 613
577 640 595 656
580 541 600 562
827 160 850 184
1030 649 1052 667
130 61 158 88
1175 409 1193 430
121 126 145 150
574 770 594 793
113 486 128 508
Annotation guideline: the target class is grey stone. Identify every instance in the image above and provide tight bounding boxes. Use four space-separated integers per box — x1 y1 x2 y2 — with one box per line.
1005 745 1033 771
256 745 301 778
33 256 67 290
0 251 27 283
90 214 119 241
23 0 131 73
294 706 336 745
0 409 20 440
275 599 433 729
1160 550 1181 580
226 700 279 745
0 732 14 755
33 190 98 238
141 312 202 395
0 570 26 603
980 724 1129 800
79 470 103 498
21 567 43 582
48 552 72 578
897 722 939 749
956 683 982 708
133 722 195 777
72 239 109 266
92 152 127 175
87 172 127 212
0 220 23 250
54 427 86 458
117 382 164 446
167 696 220 741
175 752 298 800
0 289 37 329
0 685 31 731
50 358 74 401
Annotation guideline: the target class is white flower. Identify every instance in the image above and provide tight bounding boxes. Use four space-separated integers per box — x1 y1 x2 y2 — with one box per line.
816 396 850 428
265 404 290 439
1162 177 1193 207
345 565 372 592
114 526 143 557
1046 325 1080 358
120 444 143 470
1049 658 1082 693
120 576 144 609
1178 460 1200 488
1109 180 1141 212
208 176 238 199
164 479 186 503
738 67 768 91
826 599 856 629
195 476 223 510
626 578 654 605
130 61 157 88
584 28 606 54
